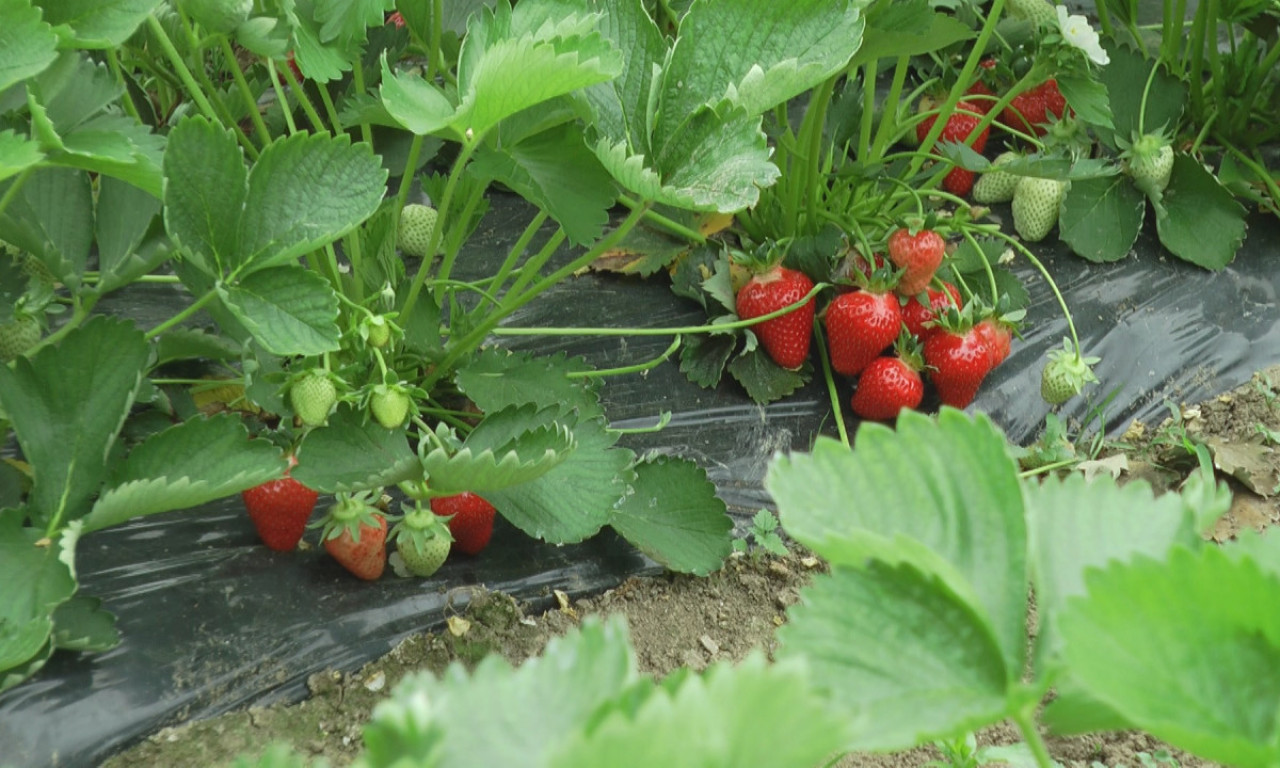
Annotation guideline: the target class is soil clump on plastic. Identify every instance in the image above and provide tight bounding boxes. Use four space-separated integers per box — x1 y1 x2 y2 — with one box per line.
101 367 1280 768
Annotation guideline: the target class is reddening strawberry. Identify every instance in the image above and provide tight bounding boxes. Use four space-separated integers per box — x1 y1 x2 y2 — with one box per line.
241 455 319 551
974 317 1014 367
851 339 925 422
924 324 994 408
916 100 990 197
318 493 388 580
735 265 816 370
887 227 947 296
431 492 497 556
391 505 453 577
1000 80 1067 137
901 283 961 339
824 288 903 377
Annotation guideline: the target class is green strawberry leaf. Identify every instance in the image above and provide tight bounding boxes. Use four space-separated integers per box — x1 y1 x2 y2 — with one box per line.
162 116 247 276
237 130 387 274
654 0 863 148
451 1 622 139
1025 474 1198 669
287 2 363 82
44 114 165 198
82 415 284 533
455 348 604 422
29 52 121 134
0 316 148 529
366 616 636 767
218 265 341 357
421 405 577 495
1058 175 1145 263
553 652 853 767
607 456 733 576
39 0 163 48
483 415 634 543
1056 74 1113 130
0 167 94 288
851 0 972 65
0 517 75 692
0 0 59 91
727 346 808 405
679 332 736 389
93 175 167 293
293 405 421 493
313 0 386 43
576 0 666 148
777 560 1010 751
1154 153 1247 270
379 54 459 137
1060 545 1280 767
470 124 616 247
0 130 44 183
767 408 1027 678
1094 42 1185 149
50 594 118 652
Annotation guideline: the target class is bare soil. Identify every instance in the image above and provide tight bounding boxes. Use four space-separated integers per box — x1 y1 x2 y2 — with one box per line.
104 367 1280 768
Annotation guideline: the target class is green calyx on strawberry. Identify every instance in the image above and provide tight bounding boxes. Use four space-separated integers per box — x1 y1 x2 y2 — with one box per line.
902 282 961 340
734 256 816 370
315 491 389 580
241 454 318 551
0 312 42 363
1040 337 1101 405
398 203 439 258
1011 176 1068 242
430 491 497 556
390 503 453 577
850 332 925 422
887 223 947 296
1120 131 1175 199
288 369 340 427
368 382 413 430
973 151 1023 204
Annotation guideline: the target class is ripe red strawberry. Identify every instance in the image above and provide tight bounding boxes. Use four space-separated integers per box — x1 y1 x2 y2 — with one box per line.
924 323 995 408
735 265 815 369
916 100 990 197
902 283 961 339
851 339 925 422
241 455 319 551
887 227 947 296
1000 80 1067 137
824 288 903 377
974 317 1014 367
318 493 388 580
431 492 497 556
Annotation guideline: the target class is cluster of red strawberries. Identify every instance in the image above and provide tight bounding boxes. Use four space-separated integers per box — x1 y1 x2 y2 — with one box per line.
917 71 1068 197
239 456 496 581
735 226 1013 423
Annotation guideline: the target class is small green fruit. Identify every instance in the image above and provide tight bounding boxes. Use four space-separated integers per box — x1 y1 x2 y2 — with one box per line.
398 204 439 258
1011 176 1068 242
369 384 411 430
290 371 337 427
973 151 1021 204
0 314 40 363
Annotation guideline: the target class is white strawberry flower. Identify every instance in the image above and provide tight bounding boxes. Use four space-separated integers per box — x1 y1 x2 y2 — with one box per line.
1056 6 1110 66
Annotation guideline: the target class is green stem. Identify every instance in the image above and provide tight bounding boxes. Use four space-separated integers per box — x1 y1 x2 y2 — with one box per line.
1011 706 1056 768
145 14 223 126
870 56 912 159
617 194 707 244
436 176 488 295
219 36 272 148
486 209 550 299
609 411 673 436
174 10 259 158
497 226 566 304
279 56 328 133
105 48 142 122
858 60 877 161
395 133 427 212
984 227 1083 353
427 0 445 80
143 288 219 340
28 296 96 353
266 59 300 136
957 228 1001 308
351 63 373 147
0 168 33 220
316 80 345 136
568 336 682 379
813 319 851 447
81 272 182 285
490 283 826 337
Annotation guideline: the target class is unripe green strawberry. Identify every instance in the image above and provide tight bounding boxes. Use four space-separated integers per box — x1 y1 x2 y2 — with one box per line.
391 505 453 577
363 314 392 348
290 370 338 427
1012 176 1068 242
1124 134 1175 198
1006 0 1058 27
0 314 41 363
1040 338 1100 405
398 204 439 258
973 152 1021 204
369 384 411 429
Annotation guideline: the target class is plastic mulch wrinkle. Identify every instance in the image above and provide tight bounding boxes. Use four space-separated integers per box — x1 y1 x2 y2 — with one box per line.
1 193 1278 768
